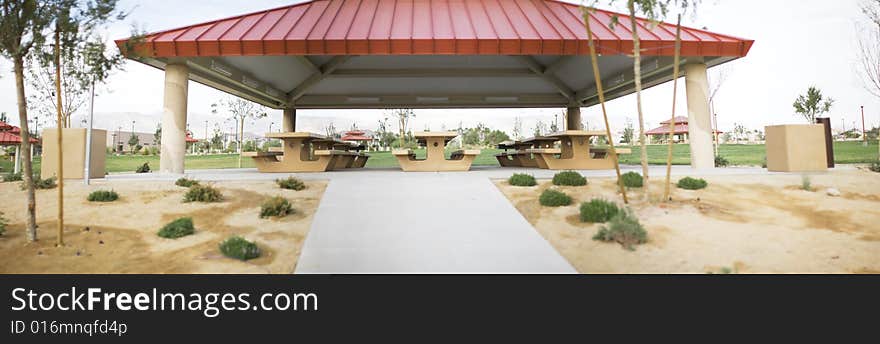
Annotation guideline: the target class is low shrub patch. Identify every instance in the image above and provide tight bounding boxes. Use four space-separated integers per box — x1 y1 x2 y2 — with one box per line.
22 176 57 190
175 177 200 188
219 236 260 261
539 189 572 207
677 177 708 190
276 176 306 191
592 209 647 250
157 217 195 239
869 161 880 173
135 162 151 173
87 190 119 202
715 155 730 167
0 212 7 236
552 171 587 186
260 196 294 218
801 175 813 192
579 199 620 223
508 173 537 187
3 172 22 182
621 172 643 188
183 184 223 203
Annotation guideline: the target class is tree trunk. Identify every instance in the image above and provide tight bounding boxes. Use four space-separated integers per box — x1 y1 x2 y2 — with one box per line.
237 117 244 168
13 56 38 242
628 1 650 202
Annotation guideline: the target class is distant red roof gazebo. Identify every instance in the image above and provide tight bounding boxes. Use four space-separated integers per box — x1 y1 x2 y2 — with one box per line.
116 0 753 172
341 130 371 142
646 116 722 143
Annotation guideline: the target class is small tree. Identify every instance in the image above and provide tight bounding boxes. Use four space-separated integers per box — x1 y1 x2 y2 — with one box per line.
0 0 54 242
793 86 834 123
127 134 139 153
621 118 635 144
212 97 267 167
390 108 415 147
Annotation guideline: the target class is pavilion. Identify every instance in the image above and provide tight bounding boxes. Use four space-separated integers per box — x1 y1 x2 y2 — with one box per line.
116 0 753 173
646 116 723 144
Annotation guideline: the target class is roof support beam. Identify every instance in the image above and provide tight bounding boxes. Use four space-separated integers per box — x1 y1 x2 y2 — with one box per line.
184 57 287 107
294 93 569 109
512 55 575 102
288 55 353 103
327 68 536 78
575 57 677 105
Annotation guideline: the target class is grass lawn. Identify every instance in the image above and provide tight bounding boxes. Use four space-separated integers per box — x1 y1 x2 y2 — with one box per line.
616 140 878 166
0 141 875 175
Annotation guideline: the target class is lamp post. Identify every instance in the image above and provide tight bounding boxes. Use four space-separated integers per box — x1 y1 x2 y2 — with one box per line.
861 106 867 146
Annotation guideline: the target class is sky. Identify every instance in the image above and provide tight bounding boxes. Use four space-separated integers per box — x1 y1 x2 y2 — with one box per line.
0 0 877 139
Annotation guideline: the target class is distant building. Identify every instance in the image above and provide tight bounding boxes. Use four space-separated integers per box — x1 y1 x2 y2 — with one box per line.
107 131 157 153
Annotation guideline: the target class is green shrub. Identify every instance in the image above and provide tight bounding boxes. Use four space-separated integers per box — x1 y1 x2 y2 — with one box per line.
183 184 223 203
0 212 7 236
715 155 729 167
621 172 643 188
869 161 880 173
3 172 22 182
677 177 708 190
219 236 260 261
508 173 537 187
539 189 572 207
157 217 195 239
87 190 119 202
136 162 150 173
592 209 647 250
762 157 768 169
22 176 57 190
260 196 294 218
579 199 620 223
800 175 813 191
175 177 200 188
552 171 587 186
276 176 306 191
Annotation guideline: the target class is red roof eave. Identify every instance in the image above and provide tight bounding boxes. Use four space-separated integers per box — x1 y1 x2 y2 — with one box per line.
116 0 753 58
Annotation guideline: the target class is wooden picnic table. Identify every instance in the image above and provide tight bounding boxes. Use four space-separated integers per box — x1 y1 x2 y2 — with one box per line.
525 130 631 170
246 132 369 172
393 131 480 172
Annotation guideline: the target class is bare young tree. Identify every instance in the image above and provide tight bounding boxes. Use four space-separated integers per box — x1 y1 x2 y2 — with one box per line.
859 0 880 98
212 97 268 168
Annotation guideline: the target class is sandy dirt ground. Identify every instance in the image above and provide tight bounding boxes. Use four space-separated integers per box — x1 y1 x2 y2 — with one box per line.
0 179 327 274
495 169 880 273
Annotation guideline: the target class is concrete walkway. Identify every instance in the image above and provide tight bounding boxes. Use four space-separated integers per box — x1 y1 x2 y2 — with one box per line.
294 171 576 273
103 164 836 273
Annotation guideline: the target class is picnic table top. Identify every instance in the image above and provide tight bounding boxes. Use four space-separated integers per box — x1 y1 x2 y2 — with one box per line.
520 136 559 143
265 131 327 139
544 130 608 137
414 131 459 138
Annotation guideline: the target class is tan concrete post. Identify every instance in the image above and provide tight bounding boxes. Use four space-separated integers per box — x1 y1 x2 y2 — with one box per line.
160 64 189 174
566 105 581 131
684 63 714 169
283 108 296 132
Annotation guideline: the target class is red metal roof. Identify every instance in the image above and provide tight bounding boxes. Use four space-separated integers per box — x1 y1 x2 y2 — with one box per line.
646 123 722 135
117 0 753 57
660 116 689 125
0 131 38 145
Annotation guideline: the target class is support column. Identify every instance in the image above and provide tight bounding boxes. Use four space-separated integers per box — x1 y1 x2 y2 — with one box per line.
684 62 714 169
160 64 189 174
282 108 296 132
14 146 21 173
566 105 581 131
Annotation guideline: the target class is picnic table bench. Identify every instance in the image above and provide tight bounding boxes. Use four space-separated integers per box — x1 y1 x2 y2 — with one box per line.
527 130 631 170
393 132 480 172
246 132 369 172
